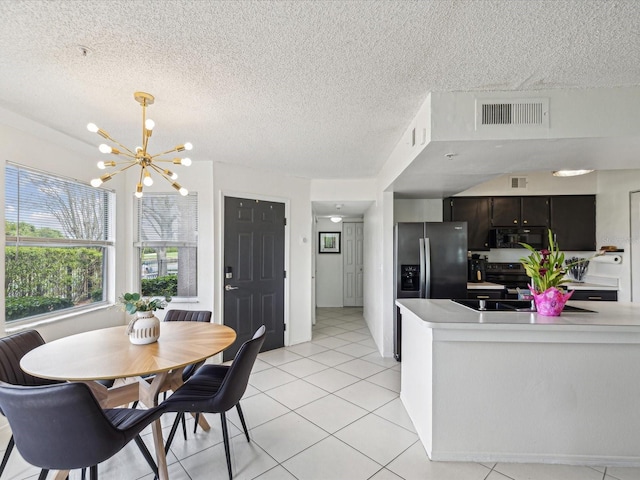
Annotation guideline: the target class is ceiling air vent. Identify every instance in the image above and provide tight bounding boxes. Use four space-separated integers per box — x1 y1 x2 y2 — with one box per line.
510 176 528 189
476 98 549 129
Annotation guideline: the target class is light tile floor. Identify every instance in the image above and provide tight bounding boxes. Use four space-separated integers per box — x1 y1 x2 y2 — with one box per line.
2 307 639 479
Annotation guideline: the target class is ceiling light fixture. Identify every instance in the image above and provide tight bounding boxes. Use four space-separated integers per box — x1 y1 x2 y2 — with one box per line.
552 169 594 177
330 203 343 222
88 92 192 198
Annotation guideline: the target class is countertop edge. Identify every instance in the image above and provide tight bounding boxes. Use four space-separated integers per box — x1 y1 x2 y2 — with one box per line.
396 298 640 332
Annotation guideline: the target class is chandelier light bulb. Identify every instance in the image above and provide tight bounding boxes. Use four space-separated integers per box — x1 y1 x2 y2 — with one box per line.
143 170 154 186
182 157 192 166
172 182 188 195
90 178 103 187
145 119 155 130
163 169 178 180
87 123 99 133
184 142 193 151
97 161 106 170
135 184 143 198
136 146 143 153
98 143 112 154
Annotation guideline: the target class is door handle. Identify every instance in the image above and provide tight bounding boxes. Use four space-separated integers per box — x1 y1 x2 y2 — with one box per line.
225 285 239 291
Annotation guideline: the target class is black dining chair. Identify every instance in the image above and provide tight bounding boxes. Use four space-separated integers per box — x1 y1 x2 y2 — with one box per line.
0 330 65 477
163 309 212 382
160 325 266 480
161 309 212 438
0 381 165 480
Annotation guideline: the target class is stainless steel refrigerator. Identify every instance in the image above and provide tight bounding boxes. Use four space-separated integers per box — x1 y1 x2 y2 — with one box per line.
393 222 468 361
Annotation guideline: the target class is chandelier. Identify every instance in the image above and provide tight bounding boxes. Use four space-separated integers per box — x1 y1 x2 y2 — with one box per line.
88 92 192 197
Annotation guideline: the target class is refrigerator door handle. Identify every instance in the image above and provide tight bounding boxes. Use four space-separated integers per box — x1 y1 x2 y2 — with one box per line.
423 237 432 298
419 237 426 298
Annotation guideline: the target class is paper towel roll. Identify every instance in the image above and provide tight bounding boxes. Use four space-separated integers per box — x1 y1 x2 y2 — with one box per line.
593 254 622 264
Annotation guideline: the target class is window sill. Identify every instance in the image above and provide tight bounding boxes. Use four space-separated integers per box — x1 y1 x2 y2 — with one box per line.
167 297 201 305
5 302 113 334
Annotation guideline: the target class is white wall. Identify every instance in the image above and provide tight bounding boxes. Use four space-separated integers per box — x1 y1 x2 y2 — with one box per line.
363 193 383 351
595 169 640 302
122 159 216 320
458 171 597 197
310 178 377 201
430 87 640 141
394 199 443 223
213 162 313 346
315 218 343 307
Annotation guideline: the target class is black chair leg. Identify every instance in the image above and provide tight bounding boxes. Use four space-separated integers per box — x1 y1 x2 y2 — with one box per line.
220 412 233 480
193 412 200 434
165 413 183 453
0 435 14 476
37 469 49 480
133 434 159 476
181 412 188 440
89 464 98 480
236 403 250 442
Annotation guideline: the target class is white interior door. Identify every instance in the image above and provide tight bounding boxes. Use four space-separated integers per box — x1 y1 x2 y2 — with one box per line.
343 222 364 306
630 191 640 302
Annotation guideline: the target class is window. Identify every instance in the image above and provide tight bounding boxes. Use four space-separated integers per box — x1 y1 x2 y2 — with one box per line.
5 163 114 322
136 193 198 298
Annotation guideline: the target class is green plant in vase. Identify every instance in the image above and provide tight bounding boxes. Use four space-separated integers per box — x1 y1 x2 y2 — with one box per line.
118 292 170 314
118 292 170 343
519 229 580 316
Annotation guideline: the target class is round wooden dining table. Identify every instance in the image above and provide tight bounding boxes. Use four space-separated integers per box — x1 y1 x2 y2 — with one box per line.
20 321 236 480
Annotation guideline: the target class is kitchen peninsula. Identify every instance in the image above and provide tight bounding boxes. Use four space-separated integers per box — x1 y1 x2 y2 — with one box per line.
397 298 640 467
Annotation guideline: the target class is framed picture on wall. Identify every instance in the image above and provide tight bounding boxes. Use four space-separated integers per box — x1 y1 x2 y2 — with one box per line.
319 232 341 254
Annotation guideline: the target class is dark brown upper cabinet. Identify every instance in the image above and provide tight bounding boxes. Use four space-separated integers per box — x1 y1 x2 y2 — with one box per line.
444 197 491 251
491 196 549 227
549 195 596 251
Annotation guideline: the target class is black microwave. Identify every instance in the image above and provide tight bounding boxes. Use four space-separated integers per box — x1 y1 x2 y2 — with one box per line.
490 228 547 249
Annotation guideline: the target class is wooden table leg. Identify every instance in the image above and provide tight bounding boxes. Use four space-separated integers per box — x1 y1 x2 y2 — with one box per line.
53 470 70 480
191 411 211 431
138 372 171 480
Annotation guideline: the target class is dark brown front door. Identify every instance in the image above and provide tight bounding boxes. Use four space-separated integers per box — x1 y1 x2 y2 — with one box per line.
223 196 285 360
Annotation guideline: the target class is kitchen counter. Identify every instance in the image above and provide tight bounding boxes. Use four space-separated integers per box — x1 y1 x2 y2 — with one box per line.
397 298 638 329
563 281 618 291
397 298 640 466
467 281 617 291
466 281 504 290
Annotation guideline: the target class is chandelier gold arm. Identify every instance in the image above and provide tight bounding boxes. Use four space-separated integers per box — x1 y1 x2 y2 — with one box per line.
96 130 137 157
150 145 189 159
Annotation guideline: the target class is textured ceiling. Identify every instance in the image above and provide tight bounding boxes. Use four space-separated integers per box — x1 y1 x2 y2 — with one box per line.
0 1 639 198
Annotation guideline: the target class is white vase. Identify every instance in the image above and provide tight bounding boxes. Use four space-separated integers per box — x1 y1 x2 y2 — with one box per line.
128 311 160 345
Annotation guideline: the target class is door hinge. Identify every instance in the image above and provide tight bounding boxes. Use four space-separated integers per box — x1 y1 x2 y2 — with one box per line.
283 271 287 279
283 323 286 331
284 217 287 226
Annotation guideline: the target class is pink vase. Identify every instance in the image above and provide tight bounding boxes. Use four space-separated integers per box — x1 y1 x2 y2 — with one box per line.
532 287 574 316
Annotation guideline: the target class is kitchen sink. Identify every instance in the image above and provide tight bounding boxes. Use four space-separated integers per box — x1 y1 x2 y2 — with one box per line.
451 298 596 313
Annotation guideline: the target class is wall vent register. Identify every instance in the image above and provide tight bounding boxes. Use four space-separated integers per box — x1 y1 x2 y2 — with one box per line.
476 98 549 129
